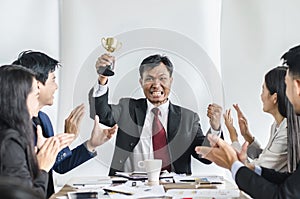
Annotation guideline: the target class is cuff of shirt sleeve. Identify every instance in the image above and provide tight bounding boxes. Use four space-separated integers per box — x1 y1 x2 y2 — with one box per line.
92 81 108 97
210 128 221 136
231 141 242 152
83 141 97 157
54 147 72 167
254 165 262 175
231 161 244 181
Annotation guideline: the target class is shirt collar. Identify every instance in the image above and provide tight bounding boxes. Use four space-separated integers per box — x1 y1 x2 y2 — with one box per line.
146 99 170 115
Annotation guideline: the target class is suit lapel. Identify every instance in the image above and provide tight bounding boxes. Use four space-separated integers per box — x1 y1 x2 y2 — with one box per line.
38 111 54 137
131 99 147 136
167 103 181 142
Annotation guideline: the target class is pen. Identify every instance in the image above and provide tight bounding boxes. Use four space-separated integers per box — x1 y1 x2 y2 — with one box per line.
199 182 222 185
103 188 133 195
179 179 196 182
179 180 222 184
73 183 109 186
73 183 86 186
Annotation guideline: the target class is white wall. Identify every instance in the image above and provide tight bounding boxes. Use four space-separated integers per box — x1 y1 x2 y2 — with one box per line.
221 0 300 146
0 0 59 123
1 0 300 190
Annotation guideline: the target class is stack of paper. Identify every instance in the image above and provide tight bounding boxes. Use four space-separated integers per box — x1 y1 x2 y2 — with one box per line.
68 176 112 190
167 175 240 198
104 181 166 199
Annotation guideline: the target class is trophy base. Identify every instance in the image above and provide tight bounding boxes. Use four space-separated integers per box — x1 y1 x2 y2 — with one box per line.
97 66 115 76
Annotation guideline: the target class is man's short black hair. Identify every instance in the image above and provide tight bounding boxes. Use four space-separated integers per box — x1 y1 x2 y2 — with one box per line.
139 54 173 77
12 50 60 84
281 45 300 79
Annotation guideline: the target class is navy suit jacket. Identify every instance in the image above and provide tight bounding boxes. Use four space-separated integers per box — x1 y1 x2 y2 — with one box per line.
34 111 95 197
94 91 216 176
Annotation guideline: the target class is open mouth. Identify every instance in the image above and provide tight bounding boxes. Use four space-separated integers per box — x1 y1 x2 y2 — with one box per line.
150 91 164 97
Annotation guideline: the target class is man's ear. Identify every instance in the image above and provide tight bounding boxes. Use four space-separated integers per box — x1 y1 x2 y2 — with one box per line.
295 79 300 97
37 81 42 89
139 78 142 86
170 76 173 84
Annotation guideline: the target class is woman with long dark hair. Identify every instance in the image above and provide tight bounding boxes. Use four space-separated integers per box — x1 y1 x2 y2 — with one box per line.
0 65 60 198
223 66 289 172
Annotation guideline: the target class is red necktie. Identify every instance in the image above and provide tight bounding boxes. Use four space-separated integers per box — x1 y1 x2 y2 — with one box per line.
152 108 171 171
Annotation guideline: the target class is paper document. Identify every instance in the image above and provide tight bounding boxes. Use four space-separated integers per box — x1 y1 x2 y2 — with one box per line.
115 170 176 180
173 175 224 184
68 176 112 190
166 188 240 198
104 181 165 199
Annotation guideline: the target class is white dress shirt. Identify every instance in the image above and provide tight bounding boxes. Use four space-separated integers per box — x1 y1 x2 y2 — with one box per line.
123 100 169 172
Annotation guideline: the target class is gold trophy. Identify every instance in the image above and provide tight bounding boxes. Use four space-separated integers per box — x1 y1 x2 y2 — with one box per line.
98 37 122 76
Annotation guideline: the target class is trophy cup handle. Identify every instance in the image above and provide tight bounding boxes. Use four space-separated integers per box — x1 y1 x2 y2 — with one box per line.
101 38 106 48
116 42 122 51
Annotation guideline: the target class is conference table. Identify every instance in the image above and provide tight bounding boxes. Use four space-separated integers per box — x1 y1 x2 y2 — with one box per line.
49 174 251 199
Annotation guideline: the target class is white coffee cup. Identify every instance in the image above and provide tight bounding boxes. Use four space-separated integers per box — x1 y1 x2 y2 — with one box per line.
138 159 162 182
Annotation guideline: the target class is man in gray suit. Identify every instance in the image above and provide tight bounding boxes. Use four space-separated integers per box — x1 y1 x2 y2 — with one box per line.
93 54 223 175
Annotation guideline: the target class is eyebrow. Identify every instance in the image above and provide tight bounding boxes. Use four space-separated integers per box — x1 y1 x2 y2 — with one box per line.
146 73 168 77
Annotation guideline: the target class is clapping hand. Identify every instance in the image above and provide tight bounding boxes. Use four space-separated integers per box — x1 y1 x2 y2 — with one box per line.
233 104 254 144
85 115 118 152
195 134 250 170
195 134 238 169
64 103 85 140
35 125 75 172
223 109 238 142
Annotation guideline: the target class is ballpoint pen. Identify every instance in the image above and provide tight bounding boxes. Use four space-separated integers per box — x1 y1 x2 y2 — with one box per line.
103 188 133 195
179 179 222 184
199 182 222 185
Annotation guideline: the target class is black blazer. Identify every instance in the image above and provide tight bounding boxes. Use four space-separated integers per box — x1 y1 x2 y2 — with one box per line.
235 165 298 198
95 91 213 176
0 125 48 198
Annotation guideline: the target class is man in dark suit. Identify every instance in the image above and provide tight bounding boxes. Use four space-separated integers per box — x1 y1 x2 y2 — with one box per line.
196 44 300 199
93 54 223 175
13 51 118 198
